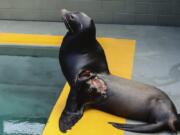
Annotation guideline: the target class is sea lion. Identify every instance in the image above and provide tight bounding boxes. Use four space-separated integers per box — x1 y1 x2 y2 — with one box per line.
75 70 180 134
59 9 109 132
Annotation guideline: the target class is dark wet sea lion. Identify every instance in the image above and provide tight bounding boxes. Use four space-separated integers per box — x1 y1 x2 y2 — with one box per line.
59 9 109 132
75 70 180 134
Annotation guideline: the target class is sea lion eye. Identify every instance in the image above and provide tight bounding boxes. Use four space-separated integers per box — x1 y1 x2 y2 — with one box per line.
69 14 75 20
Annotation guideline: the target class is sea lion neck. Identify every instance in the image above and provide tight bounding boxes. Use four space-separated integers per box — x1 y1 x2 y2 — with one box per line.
62 31 96 49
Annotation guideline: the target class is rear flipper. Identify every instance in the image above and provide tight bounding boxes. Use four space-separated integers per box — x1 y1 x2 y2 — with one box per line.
108 122 166 133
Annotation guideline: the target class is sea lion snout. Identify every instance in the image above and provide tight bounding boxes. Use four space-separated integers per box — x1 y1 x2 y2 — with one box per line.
60 9 74 32
60 9 69 21
61 9 75 21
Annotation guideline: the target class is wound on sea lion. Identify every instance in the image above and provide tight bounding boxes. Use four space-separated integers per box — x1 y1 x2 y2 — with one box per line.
78 70 108 95
87 76 107 94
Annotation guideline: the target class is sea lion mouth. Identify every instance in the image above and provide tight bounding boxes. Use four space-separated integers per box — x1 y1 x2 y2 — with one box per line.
60 9 74 33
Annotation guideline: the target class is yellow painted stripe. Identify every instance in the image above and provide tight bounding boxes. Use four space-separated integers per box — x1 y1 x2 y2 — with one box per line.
0 33 63 46
0 33 135 49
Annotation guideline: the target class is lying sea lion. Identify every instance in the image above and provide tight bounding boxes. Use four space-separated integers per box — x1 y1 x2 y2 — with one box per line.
59 9 109 132
74 70 180 134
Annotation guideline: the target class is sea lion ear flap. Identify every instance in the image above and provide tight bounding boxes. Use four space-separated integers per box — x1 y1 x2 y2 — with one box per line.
89 20 96 37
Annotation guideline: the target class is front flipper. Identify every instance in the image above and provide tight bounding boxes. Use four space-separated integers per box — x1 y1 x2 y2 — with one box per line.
59 88 84 132
59 109 83 132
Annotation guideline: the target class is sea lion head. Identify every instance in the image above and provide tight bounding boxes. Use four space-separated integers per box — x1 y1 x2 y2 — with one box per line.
61 9 95 36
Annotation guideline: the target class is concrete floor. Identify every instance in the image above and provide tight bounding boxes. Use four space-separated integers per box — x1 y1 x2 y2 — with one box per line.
0 20 180 135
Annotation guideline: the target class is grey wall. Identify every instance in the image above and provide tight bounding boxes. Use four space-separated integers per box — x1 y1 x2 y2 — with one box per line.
0 0 180 26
